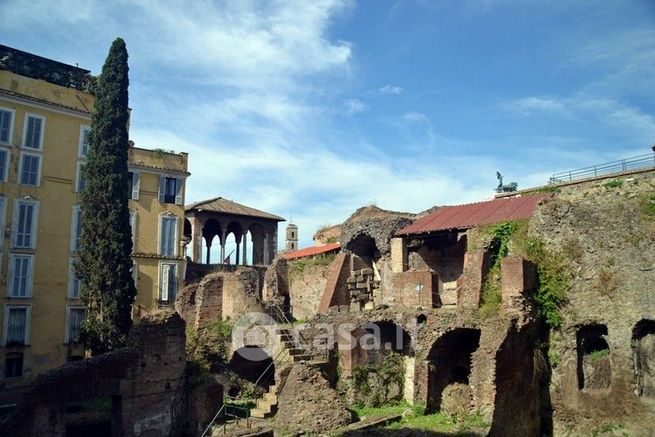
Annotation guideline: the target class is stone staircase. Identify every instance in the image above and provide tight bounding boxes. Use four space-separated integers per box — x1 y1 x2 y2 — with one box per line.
250 325 320 419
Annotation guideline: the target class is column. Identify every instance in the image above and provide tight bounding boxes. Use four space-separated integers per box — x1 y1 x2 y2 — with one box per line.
205 238 211 264
220 230 226 264
263 234 269 265
242 232 248 265
191 216 202 263
235 234 241 266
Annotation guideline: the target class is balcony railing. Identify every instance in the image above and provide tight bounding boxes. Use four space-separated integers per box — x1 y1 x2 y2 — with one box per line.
549 153 655 184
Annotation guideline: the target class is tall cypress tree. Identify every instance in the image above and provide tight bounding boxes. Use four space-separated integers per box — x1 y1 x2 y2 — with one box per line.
76 38 136 354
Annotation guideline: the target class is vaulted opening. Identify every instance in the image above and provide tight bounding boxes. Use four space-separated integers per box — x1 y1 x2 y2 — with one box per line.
633 319 655 399
426 328 481 412
576 324 611 390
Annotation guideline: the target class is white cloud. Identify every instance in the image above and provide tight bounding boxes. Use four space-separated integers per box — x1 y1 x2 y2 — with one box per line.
344 98 368 114
500 96 566 114
378 84 403 95
401 111 429 123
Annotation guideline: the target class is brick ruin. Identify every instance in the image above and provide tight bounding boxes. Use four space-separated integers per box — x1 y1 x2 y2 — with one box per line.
3 170 653 436
0 312 221 437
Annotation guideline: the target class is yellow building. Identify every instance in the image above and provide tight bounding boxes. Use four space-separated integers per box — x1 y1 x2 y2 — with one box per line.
0 45 189 384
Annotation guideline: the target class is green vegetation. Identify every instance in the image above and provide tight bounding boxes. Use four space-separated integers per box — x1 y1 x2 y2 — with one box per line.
587 348 610 360
479 221 525 318
76 38 137 354
186 318 233 373
604 178 624 189
591 422 626 437
288 252 337 276
350 401 415 421
639 193 655 217
384 410 488 434
351 353 405 408
152 147 176 158
522 237 569 328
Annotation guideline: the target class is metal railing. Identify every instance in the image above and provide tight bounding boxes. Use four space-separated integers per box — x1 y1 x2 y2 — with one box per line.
549 153 655 184
199 396 253 437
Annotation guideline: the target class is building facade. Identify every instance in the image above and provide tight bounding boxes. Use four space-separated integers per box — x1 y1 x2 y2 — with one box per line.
0 45 189 384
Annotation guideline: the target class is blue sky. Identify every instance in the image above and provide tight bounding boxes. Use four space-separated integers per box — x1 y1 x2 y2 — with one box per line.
2 0 654 250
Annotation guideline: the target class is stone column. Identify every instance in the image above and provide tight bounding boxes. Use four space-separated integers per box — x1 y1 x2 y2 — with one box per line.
235 233 241 266
220 230 226 264
263 234 269 265
242 232 248 265
205 239 211 264
191 215 203 263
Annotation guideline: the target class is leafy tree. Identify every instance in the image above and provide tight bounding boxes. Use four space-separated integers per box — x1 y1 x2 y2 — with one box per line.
76 38 136 354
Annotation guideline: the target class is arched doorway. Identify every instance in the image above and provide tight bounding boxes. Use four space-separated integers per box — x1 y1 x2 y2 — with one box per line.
426 328 481 412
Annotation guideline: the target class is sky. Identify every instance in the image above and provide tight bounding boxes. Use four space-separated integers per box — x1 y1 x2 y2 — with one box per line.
2 0 654 251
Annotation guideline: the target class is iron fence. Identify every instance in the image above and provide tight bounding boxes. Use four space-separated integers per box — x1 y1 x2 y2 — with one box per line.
549 153 655 184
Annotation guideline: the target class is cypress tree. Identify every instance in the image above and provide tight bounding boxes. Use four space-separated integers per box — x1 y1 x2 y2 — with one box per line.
76 38 136 354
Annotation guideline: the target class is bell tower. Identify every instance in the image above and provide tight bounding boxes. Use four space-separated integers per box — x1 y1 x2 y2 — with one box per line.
285 223 298 251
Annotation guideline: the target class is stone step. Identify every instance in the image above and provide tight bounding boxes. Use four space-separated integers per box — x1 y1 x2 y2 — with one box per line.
250 407 275 419
263 391 277 403
292 354 312 362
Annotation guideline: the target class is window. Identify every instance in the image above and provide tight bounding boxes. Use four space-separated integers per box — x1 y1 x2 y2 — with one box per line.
0 108 14 144
4 306 29 346
160 215 177 257
23 114 44 149
12 200 38 249
9 255 33 298
129 209 136 250
19 153 41 186
68 259 82 299
0 149 8 182
132 262 138 285
0 197 5 249
4 353 23 378
78 125 91 157
127 171 140 200
70 206 81 252
159 263 177 302
66 307 85 344
76 162 86 192
158 176 183 204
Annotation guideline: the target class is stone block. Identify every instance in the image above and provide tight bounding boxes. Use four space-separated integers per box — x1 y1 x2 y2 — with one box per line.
500 256 536 302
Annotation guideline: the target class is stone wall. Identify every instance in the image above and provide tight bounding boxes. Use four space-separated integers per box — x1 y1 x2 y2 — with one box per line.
529 171 655 435
1 312 187 437
275 362 351 434
176 266 267 329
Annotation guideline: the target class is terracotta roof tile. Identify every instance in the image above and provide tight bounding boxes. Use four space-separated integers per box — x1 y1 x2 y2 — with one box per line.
185 197 285 221
396 194 551 236
283 243 341 260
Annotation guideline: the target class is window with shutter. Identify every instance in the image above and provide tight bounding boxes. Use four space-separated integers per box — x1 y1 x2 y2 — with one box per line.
79 125 91 157
0 108 13 144
68 258 82 299
0 149 8 182
9 255 33 298
128 171 140 200
23 115 44 149
5 307 28 345
67 308 85 344
14 201 38 249
20 153 41 186
70 206 81 252
160 216 177 256
159 263 177 302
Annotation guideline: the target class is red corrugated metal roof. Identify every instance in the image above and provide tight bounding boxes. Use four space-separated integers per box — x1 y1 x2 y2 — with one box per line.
283 243 341 260
396 194 551 236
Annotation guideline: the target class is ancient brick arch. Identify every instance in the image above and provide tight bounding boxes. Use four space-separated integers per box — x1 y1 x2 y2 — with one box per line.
633 319 655 399
425 327 481 413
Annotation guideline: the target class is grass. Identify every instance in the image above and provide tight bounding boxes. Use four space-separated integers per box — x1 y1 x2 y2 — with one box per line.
288 252 337 277
639 193 655 217
350 401 414 421
587 348 610 360
385 410 488 434
603 179 624 189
